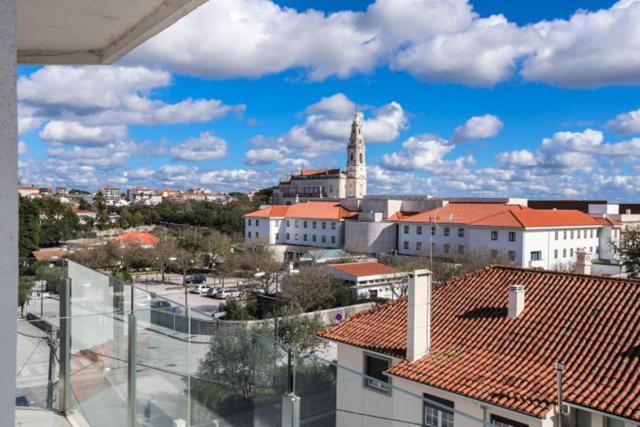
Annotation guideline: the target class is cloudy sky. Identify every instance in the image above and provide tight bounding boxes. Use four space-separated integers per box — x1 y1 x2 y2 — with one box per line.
17 0 640 200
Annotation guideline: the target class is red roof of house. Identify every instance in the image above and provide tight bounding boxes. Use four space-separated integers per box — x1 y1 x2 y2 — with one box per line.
319 266 640 421
32 249 70 261
392 203 603 228
298 169 341 176
594 216 622 226
244 201 358 220
327 261 402 278
112 231 159 246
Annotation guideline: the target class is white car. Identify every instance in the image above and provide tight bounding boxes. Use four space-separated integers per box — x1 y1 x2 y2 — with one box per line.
214 289 242 299
191 284 210 295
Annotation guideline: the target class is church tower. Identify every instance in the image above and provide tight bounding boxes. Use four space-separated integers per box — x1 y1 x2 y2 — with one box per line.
346 110 367 198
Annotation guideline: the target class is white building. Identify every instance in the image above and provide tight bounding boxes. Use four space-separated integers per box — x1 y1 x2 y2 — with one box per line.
127 186 155 204
392 202 621 270
325 261 407 299
102 186 121 205
273 112 367 204
319 267 640 427
243 201 358 260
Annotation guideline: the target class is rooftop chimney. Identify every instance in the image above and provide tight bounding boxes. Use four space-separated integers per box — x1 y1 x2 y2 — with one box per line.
508 284 525 319
575 248 592 275
407 269 432 362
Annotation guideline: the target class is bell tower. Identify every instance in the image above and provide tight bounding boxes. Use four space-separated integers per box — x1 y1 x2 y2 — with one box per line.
346 110 366 198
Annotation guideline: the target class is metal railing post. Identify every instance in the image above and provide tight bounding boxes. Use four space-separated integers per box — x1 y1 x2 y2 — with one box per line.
128 313 137 427
58 277 71 414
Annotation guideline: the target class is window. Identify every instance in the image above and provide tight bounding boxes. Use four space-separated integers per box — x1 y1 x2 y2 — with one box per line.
490 414 528 427
312 221 316 229
303 234 307 241
491 231 498 240
303 220 308 228
554 249 558 259
575 409 591 427
423 394 454 427
294 233 299 241
458 228 464 237
286 220 290 227
443 244 450 254
554 231 558 240
431 226 436 236
312 235 316 242
404 241 409 250
563 230 567 239
417 226 423 235
275 234 279 241
604 417 624 427
508 251 516 262
597 229 600 238
321 235 326 243
247 231 252 238
322 221 326 229
531 251 542 261
286 233 290 240
331 236 336 244
590 229 593 238
331 222 336 230
509 231 516 242
416 242 422 251
444 227 450 236
404 225 409 234
570 230 574 239
563 248 566 257
570 248 574 257
255 232 259 239
255 219 259 226
248 219 252 226
295 220 299 227
457 245 465 255
363 354 391 393
491 249 499 258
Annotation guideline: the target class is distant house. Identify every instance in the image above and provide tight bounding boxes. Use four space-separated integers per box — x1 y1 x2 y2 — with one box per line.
72 209 98 224
31 249 71 261
325 261 407 299
17 186 42 198
319 266 640 427
112 231 159 249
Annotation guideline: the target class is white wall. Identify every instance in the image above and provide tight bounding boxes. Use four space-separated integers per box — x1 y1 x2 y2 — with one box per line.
343 220 397 254
0 1 17 423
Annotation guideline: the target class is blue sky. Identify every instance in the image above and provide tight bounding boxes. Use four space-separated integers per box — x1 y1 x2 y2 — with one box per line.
17 0 640 200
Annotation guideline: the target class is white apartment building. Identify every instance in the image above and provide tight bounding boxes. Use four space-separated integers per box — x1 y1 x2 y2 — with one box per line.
319 267 640 427
126 187 155 204
393 203 621 269
102 186 121 205
243 201 358 260
325 261 408 299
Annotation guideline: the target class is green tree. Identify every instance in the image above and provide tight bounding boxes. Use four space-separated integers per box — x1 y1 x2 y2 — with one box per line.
258 304 327 354
19 196 40 258
18 276 34 317
280 267 342 311
614 227 640 278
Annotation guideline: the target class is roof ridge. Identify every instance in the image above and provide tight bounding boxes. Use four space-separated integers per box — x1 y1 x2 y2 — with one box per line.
491 264 640 284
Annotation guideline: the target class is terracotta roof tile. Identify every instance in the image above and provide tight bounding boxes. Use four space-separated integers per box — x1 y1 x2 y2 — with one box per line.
327 261 402 277
112 231 159 246
244 201 358 220
319 266 640 421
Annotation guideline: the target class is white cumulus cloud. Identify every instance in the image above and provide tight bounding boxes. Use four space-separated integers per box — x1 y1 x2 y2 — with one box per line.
170 132 228 161
452 114 503 142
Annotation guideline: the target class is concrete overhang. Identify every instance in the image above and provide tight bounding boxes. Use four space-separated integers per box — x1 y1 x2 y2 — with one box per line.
17 0 207 65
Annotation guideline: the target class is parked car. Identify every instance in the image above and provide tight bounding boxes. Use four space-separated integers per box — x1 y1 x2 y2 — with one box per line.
214 289 242 299
149 300 172 310
206 287 222 297
185 274 207 284
190 284 210 295
15 389 31 407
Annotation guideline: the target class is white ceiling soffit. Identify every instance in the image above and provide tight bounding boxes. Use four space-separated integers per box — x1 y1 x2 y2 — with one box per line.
17 0 207 65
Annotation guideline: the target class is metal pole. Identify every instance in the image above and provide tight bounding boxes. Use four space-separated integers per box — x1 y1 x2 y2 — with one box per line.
58 277 71 414
127 313 137 427
555 362 565 427
186 306 191 427
46 332 57 409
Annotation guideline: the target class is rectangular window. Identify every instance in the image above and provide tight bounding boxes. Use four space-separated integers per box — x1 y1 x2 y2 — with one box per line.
431 226 436 236
508 250 516 262
295 233 299 241
590 229 593 238
457 245 465 255
312 221 316 229
404 225 409 234
416 242 422 251
295 220 299 227
322 222 326 229
255 219 259 226
275 234 279 241
417 226 423 235
303 234 307 241
554 249 558 259
248 219 252 226
423 394 454 427
531 251 542 261
570 248 574 257
331 236 336 244
443 244 449 254
255 232 259 239
403 241 409 250
303 221 307 228
321 235 326 243
554 231 558 240
491 249 499 258
286 233 290 240
563 248 566 257
444 227 450 236
491 231 498 240
247 231 252 238
286 220 290 227
597 229 600 238
509 231 516 242
490 414 528 427
563 230 567 239
312 235 316 242
570 230 574 239
363 354 391 394
458 228 464 237
331 222 336 230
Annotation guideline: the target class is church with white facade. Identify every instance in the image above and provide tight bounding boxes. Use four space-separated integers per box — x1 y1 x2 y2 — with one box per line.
273 111 367 204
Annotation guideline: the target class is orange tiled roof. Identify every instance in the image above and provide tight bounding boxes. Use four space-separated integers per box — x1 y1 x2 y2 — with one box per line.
327 261 402 277
112 231 159 246
32 249 69 261
319 266 640 420
298 168 341 176
244 201 358 220
394 203 602 228
594 216 621 226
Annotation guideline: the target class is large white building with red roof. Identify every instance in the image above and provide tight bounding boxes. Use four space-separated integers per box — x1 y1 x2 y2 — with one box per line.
319 266 640 427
